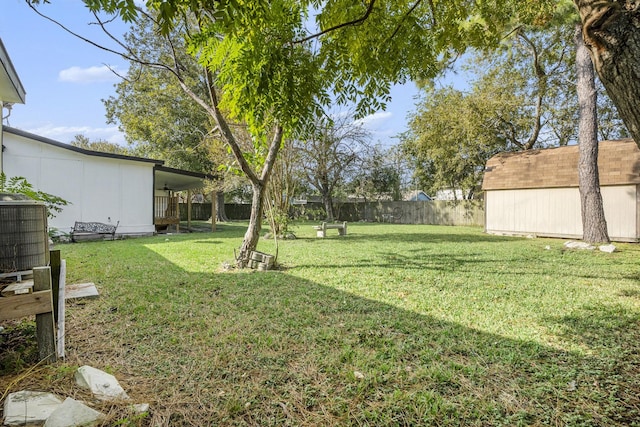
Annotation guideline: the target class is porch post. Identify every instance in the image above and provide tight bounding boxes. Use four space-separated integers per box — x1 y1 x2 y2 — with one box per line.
187 189 192 230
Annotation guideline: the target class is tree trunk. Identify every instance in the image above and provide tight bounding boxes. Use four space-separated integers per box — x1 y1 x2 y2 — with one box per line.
574 1 640 146
575 24 610 244
237 181 266 266
322 191 335 221
233 126 283 266
216 191 229 222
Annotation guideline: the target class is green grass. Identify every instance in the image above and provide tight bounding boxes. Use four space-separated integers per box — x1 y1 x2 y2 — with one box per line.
2 222 640 426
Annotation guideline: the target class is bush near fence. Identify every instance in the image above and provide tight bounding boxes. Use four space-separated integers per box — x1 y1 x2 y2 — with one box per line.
182 201 484 226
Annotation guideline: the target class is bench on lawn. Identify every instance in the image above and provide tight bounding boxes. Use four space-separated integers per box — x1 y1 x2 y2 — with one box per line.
71 221 119 242
312 221 347 238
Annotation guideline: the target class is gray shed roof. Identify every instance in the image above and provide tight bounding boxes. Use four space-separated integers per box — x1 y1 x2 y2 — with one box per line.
482 139 640 191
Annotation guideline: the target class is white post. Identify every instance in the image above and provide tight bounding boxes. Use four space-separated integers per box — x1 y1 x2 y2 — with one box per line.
57 260 66 359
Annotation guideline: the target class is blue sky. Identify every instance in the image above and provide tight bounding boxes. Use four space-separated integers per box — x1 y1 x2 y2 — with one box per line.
1 0 423 147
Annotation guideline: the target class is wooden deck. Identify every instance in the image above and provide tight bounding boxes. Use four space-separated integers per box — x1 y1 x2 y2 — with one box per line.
154 195 180 232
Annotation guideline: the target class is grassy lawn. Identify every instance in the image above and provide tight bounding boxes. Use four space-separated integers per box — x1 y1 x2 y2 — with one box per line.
2 222 640 426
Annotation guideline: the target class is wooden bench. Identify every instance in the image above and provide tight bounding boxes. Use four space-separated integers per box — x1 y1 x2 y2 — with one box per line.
312 221 347 238
71 221 119 242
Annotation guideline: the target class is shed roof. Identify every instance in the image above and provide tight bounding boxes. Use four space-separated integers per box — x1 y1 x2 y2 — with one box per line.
482 139 640 191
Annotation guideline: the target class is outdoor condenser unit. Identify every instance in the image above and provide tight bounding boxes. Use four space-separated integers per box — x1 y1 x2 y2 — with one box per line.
0 193 49 274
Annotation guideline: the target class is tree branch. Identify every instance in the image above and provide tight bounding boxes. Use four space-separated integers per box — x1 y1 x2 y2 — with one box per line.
386 0 425 43
294 0 376 44
26 2 175 76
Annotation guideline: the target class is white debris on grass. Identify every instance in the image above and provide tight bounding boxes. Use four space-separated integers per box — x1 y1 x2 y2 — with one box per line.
3 391 63 426
599 244 617 253
43 398 105 427
75 365 130 401
563 241 595 250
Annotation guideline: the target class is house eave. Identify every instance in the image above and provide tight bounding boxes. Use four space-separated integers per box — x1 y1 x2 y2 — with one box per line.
154 165 217 191
4 126 163 165
0 39 26 104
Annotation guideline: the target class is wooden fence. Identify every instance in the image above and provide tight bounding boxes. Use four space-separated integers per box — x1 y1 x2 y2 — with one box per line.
337 200 484 226
188 200 484 226
179 203 252 221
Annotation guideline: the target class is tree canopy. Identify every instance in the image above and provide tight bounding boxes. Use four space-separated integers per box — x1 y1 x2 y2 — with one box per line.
401 16 626 199
30 0 559 261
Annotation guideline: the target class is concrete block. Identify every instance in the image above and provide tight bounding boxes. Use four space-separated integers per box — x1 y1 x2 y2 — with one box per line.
43 398 104 427
74 365 129 401
3 390 63 426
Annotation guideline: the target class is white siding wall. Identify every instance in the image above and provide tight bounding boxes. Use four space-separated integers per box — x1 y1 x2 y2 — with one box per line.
3 131 155 234
485 186 638 242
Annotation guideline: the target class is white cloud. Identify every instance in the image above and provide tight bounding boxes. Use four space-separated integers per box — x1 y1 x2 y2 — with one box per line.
28 124 126 146
353 111 393 128
58 65 121 84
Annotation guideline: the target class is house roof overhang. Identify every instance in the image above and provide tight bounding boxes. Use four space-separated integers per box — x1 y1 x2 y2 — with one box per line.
0 39 26 104
154 165 216 192
4 126 215 192
4 126 162 164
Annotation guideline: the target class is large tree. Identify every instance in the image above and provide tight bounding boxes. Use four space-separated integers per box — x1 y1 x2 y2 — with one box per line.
403 13 626 202
101 17 233 221
34 0 558 262
575 24 610 243
401 87 499 199
573 0 640 146
348 146 403 202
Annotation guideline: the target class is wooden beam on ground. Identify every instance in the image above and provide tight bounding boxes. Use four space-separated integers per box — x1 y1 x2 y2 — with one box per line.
1 280 33 297
33 266 57 363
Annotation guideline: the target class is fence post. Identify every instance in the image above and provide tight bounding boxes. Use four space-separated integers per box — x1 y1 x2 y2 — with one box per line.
33 266 57 363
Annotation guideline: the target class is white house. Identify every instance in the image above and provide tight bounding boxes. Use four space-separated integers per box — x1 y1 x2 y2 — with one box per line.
2 127 212 236
0 38 212 236
482 140 640 242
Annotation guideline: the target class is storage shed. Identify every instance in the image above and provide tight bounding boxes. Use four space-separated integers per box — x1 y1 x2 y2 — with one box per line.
482 140 640 242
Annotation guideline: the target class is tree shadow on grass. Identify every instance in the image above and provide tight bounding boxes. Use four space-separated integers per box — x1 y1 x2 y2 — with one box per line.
1 242 639 426
543 304 640 425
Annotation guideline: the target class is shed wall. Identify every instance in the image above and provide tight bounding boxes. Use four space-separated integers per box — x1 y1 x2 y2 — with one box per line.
3 131 155 234
485 185 638 242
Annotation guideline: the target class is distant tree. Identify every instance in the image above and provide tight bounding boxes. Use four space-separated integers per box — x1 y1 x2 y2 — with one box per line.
297 114 371 221
401 87 499 199
265 139 302 236
348 146 403 202
102 16 237 221
70 134 130 155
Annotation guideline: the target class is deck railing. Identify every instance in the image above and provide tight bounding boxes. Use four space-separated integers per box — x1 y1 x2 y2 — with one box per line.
154 196 179 223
